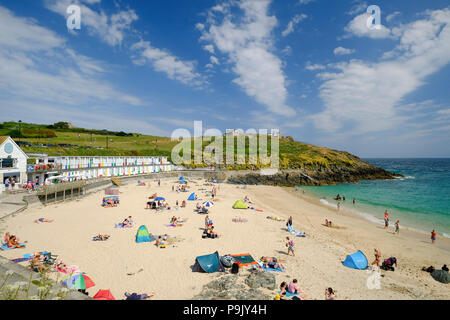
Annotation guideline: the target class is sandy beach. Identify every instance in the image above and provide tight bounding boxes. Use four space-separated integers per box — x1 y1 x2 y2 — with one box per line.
1 178 449 300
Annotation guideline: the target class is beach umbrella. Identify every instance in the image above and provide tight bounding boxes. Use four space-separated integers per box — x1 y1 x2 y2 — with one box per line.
203 201 214 207
179 177 184 181
93 289 115 300
154 197 165 201
62 273 95 290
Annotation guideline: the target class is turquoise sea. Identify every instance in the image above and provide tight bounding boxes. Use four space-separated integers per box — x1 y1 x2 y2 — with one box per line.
302 159 450 238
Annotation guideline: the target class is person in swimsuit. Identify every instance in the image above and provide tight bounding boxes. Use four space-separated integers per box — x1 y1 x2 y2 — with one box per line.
34 218 54 223
395 220 400 234
372 249 381 267
431 230 437 244
384 210 389 229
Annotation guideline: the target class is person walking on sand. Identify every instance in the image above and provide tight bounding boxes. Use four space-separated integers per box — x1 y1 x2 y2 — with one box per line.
431 230 437 244
337 202 341 212
384 210 389 229
286 237 295 256
394 220 400 234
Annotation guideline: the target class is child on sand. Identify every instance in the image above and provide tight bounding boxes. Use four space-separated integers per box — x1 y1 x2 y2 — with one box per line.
395 220 400 234
286 237 295 256
325 288 335 300
431 230 437 244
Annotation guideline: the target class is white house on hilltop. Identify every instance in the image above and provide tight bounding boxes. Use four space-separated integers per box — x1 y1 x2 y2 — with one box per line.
0 136 29 194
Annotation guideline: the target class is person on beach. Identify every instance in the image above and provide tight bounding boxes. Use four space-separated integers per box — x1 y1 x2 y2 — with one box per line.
181 200 186 208
208 226 219 238
158 180 161 187
156 236 163 248
7 234 22 248
337 202 341 211
4 232 11 244
124 292 155 300
123 216 133 227
325 219 332 227
325 288 335 300
286 237 295 256
30 253 44 272
372 249 381 267
287 216 293 229
431 230 437 244
353 198 356 205
384 210 389 229
394 220 400 234
34 218 54 223
288 279 303 294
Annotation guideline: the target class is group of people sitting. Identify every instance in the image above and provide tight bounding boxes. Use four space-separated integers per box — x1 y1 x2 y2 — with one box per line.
155 234 169 248
170 216 186 227
116 216 134 228
175 185 189 192
3 232 23 248
195 202 209 214
202 215 219 239
102 197 119 208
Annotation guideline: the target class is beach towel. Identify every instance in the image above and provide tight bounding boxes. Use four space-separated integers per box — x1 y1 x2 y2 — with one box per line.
291 230 306 237
93 237 109 241
10 257 32 263
1 243 25 251
261 263 286 272
165 224 183 227
250 208 263 212
277 290 299 297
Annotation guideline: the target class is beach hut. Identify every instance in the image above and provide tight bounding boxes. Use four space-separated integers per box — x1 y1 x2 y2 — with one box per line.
192 251 225 273
136 225 151 243
342 251 368 270
188 193 196 201
93 290 115 300
232 200 248 209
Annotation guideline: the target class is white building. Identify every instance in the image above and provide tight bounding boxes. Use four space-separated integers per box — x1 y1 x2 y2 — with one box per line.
28 155 174 185
0 136 29 194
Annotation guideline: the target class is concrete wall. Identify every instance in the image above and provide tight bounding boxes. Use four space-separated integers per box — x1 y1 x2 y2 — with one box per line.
0 255 91 300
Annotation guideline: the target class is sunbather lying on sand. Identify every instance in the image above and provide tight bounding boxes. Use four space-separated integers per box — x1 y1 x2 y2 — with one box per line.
34 218 54 223
94 234 110 241
123 216 134 227
124 292 155 300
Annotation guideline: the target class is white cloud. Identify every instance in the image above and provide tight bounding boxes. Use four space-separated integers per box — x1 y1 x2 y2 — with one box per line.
333 46 355 56
131 41 204 87
305 61 326 71
210 56 220 65
282 13 307 37
311 8 450 136
45 0 138 47
298 0 315 5
199 0 296 117
346 1 367 16
0 6 141 108
386 11 401 23
344 12 392 39
203 44 215 54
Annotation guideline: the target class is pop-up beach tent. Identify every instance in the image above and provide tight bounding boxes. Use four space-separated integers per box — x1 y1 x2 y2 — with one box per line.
179 177 184 181
188 193 196 201
93 290 115 300
342 250 368 270
192 251 225 273
232 200 248 209
136 225 151 243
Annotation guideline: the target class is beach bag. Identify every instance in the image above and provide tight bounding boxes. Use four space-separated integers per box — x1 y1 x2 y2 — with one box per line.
231 263 240 274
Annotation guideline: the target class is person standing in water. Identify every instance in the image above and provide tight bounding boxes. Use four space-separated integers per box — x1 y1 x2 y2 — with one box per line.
384 210 389 229
431 230 437 244
395 220 400 234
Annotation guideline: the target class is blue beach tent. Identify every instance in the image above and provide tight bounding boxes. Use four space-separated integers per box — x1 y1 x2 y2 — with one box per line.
187 193 196 201
342 250 368 270
192 251 225 273
179 177 184 180
136 225 151 243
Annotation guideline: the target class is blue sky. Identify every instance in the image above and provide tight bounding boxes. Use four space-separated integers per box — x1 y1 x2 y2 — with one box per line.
0 0 449 158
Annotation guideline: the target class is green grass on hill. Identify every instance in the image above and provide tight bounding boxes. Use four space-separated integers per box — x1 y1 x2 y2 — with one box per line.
1 121 365 170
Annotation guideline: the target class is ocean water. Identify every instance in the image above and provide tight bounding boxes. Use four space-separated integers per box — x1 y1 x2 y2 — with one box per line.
301 159 450 238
